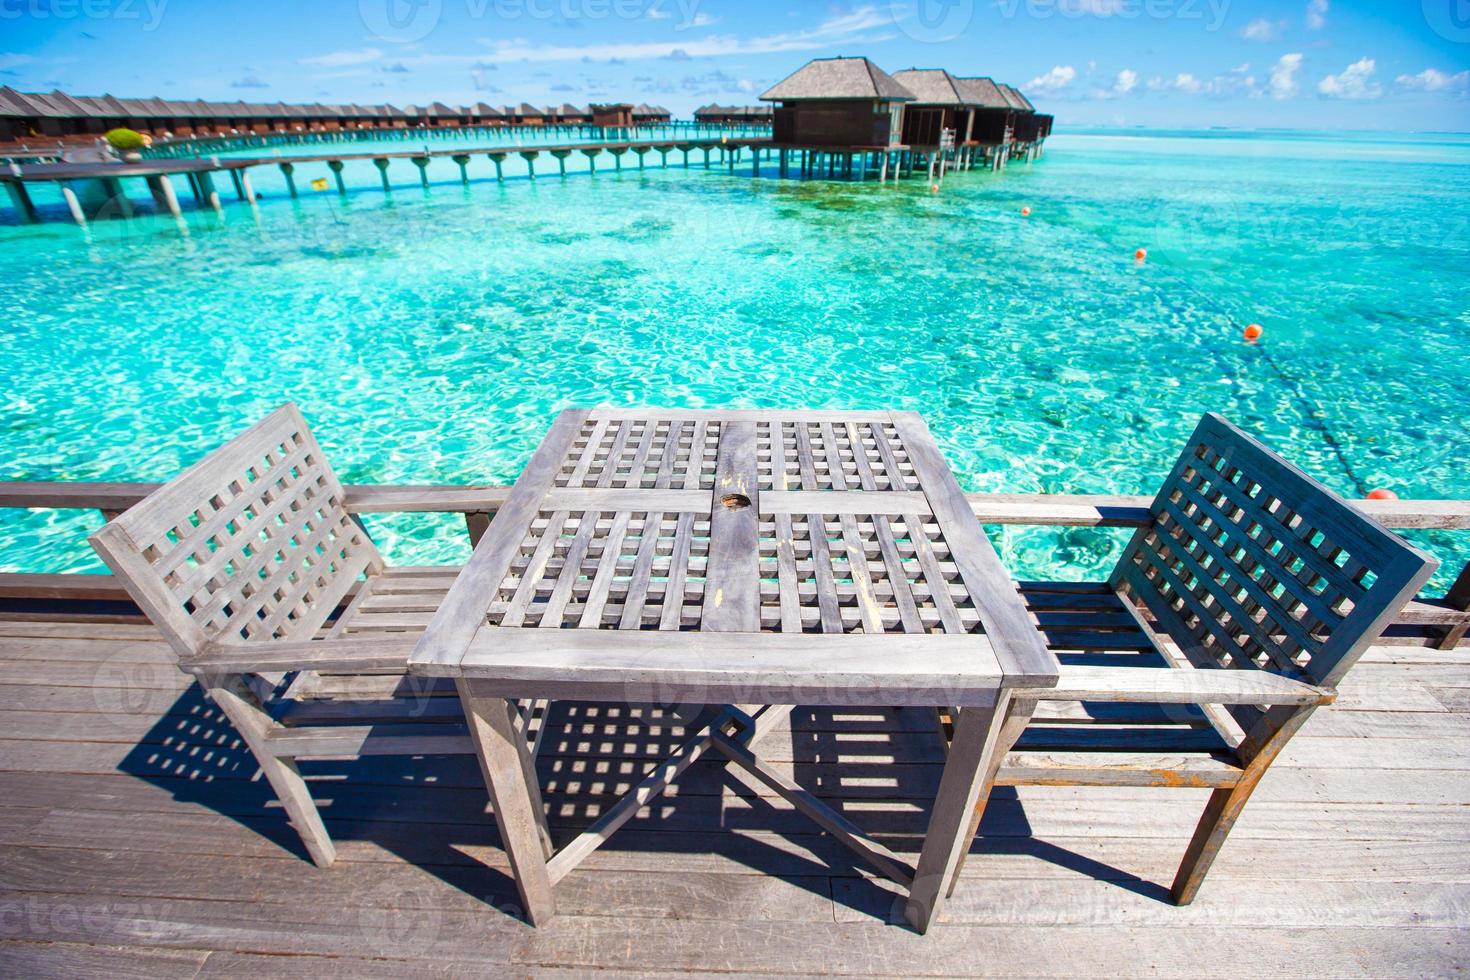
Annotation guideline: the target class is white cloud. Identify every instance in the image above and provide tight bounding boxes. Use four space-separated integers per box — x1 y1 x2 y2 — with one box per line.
1149 72 1203 94
299 47 382 68
1027 65 1077 94
470 6 892 65
1143 66 1260 98
0 52 38 70
1088 68 1138 100
1396 68 1470 93
1318 57 1381 99
1306 0 1328 30
1061 0 1127 13
1241 18 1286 41
1270 53 1303 99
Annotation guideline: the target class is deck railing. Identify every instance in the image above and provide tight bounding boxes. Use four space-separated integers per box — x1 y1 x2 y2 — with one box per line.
1 481 1466 646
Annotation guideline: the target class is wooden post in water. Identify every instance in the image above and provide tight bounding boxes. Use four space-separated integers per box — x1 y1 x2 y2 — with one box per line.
372 157 391 191
101 177 133 217
327 159 346 195
59 184 86 226
633 146 649 170
3 181 37 223
489 152 506 181
239 170 257 205
581 147 601 174
610 147 624 172
197 171 223 213
279 162 297 198
410 156 430 187
453 153 471 184
520 150 539 179
146 174 183 219
229 169 244 199
550 149 571 177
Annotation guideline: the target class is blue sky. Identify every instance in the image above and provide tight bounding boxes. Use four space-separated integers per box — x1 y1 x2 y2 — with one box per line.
1 0 1468 130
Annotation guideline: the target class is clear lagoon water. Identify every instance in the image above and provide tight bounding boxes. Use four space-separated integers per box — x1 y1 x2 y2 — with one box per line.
2 129 1467 586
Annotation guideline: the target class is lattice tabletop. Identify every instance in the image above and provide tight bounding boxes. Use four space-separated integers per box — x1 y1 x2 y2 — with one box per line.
412 409 1057 703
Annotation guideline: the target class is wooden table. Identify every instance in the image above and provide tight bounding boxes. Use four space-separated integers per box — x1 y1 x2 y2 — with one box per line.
411 409 1059 932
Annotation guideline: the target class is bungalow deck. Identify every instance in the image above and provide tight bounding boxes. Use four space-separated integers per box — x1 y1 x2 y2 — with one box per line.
0 486 1467 975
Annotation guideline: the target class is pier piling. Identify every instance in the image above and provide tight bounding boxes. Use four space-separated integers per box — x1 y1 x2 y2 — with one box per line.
59 185 86 226
327 159 346 195
373 157 391 191
279 162 297 198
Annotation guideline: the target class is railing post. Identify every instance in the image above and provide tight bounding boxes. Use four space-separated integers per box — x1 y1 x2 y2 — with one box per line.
1436 561 1470 650
465 512 492 547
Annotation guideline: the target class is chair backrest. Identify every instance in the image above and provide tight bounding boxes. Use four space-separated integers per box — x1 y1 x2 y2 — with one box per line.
1109 414 1437 689
91 404 383 661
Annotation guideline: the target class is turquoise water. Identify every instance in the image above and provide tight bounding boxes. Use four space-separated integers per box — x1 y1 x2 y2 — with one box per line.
2 130 1468 585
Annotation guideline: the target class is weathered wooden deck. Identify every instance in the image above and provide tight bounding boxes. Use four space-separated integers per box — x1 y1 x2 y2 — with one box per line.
0 610 1466 977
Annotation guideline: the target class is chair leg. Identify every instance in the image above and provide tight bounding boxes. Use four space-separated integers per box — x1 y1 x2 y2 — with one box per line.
1171 784 1253 905
1173 703 1318 905
205 674 337 868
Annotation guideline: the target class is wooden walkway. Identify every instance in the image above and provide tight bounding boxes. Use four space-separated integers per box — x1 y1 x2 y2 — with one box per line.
0 612 1466 976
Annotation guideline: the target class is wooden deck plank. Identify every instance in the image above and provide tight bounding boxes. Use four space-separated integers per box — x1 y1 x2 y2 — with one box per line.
0 620 1466 975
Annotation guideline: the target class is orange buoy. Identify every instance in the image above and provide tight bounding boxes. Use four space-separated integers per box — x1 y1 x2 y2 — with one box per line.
931 184 940 193
1244 323 1264 343
1366 488 1399 501
1021 206 1031 216
1134 248 1148 262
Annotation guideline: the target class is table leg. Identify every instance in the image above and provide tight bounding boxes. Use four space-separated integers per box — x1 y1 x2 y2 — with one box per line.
458 678 557 925
903 690 1014 933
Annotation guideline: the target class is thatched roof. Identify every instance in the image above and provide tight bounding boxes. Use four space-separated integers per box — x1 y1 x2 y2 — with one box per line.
996 84 1032 112
954 77 1013 110
761 57 914 102
891 69 967 106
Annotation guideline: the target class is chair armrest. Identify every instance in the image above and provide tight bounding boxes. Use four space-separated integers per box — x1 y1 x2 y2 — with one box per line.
182 637 416 676
1045 665 1335 706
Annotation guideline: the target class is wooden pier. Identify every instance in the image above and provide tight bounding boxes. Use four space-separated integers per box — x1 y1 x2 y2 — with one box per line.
1 124 1034 227
0 481 1466 974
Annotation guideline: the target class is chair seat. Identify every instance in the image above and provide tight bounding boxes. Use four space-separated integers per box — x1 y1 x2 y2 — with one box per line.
334 565 462 638
996 581 1247 788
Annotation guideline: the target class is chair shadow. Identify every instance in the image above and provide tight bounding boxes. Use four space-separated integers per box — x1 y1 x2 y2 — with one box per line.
115 689 1172 925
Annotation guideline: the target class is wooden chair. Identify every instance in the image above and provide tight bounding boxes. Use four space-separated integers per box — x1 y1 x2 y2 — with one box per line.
90 404 485 868
944 413 1439 906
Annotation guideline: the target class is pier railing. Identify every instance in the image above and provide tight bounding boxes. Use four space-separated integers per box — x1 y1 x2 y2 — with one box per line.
1 481 1465 647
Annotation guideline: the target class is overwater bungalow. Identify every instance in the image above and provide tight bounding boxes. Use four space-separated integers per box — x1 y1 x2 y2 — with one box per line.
695 104 773 126
555 103 593 126
473 103 506 127
591 102 635 128
513 103 546 127
955 77 1019 161
0 86 672 146
632 104 672 125
763 56 913 149
891 68 974 150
